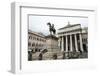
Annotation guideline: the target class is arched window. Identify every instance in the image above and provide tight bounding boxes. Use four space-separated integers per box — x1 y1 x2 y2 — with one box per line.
28 42 31 46
32 43 35 46
36 43 38 46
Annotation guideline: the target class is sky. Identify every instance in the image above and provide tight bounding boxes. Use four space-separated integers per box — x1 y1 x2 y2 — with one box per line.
29 15 88 35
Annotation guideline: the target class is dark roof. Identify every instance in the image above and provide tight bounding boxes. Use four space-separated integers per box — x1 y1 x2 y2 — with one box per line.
58 24 81 30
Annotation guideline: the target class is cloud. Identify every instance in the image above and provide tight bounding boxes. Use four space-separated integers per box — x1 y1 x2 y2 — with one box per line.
29 15 88 35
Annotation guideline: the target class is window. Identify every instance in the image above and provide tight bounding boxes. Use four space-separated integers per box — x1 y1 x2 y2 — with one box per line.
32 43 35 46
28 42 31 46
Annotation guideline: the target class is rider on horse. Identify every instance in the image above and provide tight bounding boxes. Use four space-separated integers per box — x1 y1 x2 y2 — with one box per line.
47 22 56 35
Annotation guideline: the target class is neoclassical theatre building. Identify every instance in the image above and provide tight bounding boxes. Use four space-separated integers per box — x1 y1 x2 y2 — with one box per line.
57 23 88 53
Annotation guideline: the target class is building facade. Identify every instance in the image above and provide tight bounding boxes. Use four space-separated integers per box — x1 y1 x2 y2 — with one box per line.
28 30 47 52
57 23 88 53
81 27 88 52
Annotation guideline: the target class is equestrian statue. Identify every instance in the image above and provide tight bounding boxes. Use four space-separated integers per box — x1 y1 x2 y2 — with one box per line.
47 22 56 35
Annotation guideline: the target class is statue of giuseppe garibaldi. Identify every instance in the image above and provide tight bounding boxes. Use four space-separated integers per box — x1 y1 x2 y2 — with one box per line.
47 22 56 35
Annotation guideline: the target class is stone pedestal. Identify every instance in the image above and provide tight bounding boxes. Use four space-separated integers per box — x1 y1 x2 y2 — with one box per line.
42 35 63 59
45 35 60 52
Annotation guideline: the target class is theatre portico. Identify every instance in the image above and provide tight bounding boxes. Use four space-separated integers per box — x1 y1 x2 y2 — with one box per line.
57 23 88 54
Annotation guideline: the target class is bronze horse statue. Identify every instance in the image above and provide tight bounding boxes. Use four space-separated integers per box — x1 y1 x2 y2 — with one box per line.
47 22 56 35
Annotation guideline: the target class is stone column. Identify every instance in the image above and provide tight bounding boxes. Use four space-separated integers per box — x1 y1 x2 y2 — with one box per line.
70 35 73 52
66 35 68 52
58 38 61 49
62 36 64 51
74 34 78 52
79 34 83 52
